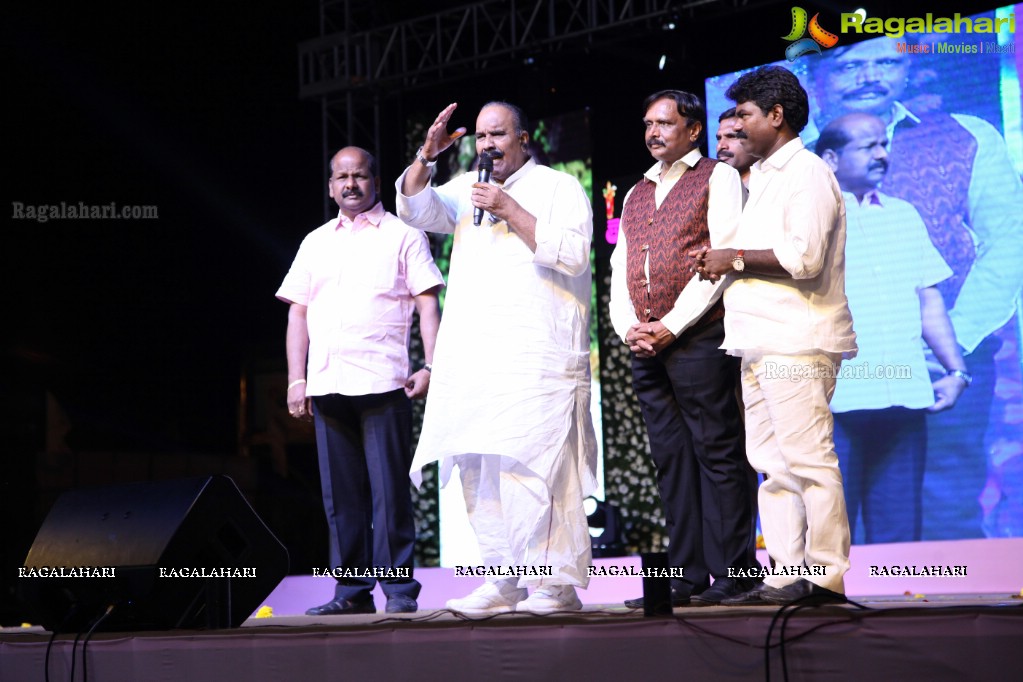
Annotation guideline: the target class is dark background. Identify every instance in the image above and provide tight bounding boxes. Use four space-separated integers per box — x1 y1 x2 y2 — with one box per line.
3 0 1005 622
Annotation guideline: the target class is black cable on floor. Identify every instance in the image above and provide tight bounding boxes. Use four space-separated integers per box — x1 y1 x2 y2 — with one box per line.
68 630 84 682
81 604 116 682
44 628 58 682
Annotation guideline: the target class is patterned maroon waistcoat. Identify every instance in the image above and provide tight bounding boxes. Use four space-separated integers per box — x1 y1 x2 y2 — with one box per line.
882 112 977 307
622 156 723 327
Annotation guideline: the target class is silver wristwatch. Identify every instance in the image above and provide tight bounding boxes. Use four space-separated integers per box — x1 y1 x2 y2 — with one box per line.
947 369 972 386
415 146 437 168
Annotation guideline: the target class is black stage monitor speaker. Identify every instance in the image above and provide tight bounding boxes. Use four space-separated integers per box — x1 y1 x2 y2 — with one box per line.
19 475 289 632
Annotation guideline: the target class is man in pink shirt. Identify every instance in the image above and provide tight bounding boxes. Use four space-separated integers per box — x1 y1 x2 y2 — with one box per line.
276 147 443 615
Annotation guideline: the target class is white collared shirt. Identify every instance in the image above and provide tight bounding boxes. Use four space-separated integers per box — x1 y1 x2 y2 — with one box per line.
721 138 857 357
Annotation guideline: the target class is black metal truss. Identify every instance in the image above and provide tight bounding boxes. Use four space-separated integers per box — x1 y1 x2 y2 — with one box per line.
298 0 708 99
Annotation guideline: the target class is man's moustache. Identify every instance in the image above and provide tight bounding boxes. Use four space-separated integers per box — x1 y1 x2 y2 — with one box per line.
342 190 364 198
844 85 888 99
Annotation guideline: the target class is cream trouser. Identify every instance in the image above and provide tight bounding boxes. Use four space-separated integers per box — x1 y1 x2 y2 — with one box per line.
741 352 851 592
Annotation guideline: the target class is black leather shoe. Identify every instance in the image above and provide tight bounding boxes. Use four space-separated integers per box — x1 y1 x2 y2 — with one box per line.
760 579 846 605
720 582 782 606
690 578 760 606
721 579 846 606
385 594 418 614
305 597 376 616
624 588 691 609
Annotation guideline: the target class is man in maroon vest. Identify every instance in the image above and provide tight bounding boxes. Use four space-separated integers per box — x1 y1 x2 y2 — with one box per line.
609 90 761 607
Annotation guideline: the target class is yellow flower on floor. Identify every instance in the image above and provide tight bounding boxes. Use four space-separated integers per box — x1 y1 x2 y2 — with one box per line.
255 606 274 618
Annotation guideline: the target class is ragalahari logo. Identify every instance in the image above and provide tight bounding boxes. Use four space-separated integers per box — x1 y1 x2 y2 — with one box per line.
783 7 839 61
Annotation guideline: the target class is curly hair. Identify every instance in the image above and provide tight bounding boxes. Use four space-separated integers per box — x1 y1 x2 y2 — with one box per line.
725 66 809 133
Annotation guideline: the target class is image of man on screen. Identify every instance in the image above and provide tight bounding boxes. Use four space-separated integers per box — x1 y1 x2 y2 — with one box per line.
809 36 1023 540
817 113 969 544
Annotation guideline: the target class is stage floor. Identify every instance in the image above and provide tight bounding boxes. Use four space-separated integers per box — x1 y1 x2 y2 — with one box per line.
3 538 1022 681
262 537 1023 614
3 594 1022 682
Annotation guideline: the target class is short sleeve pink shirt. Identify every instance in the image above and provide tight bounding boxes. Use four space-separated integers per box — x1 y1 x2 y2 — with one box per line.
276 202 444 396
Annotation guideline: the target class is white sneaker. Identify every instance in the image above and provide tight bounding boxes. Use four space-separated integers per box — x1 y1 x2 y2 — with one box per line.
446 581 527 615
516 585 583 614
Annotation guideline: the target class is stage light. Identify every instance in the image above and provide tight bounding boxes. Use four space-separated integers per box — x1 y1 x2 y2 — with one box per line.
584 497 627 558
658 55 668 71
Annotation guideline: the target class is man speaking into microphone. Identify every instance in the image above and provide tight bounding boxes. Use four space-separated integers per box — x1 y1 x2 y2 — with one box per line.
396 101 598 615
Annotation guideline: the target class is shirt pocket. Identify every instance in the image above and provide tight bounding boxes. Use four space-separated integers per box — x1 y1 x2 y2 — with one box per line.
344 256 398 292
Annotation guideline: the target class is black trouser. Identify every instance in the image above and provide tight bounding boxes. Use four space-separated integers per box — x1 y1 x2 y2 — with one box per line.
631 320 760 592
313 390 420 602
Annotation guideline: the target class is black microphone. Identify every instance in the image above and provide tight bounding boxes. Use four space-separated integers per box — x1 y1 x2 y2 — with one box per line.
473 152 495 226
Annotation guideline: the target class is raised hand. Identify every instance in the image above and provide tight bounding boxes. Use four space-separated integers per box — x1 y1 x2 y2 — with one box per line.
422 103 468 159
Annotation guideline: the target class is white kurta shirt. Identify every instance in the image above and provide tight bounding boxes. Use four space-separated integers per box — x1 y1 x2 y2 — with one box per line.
396 159 597 495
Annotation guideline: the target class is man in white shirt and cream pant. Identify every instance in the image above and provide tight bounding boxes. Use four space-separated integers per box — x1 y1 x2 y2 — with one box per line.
694 66 857 605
